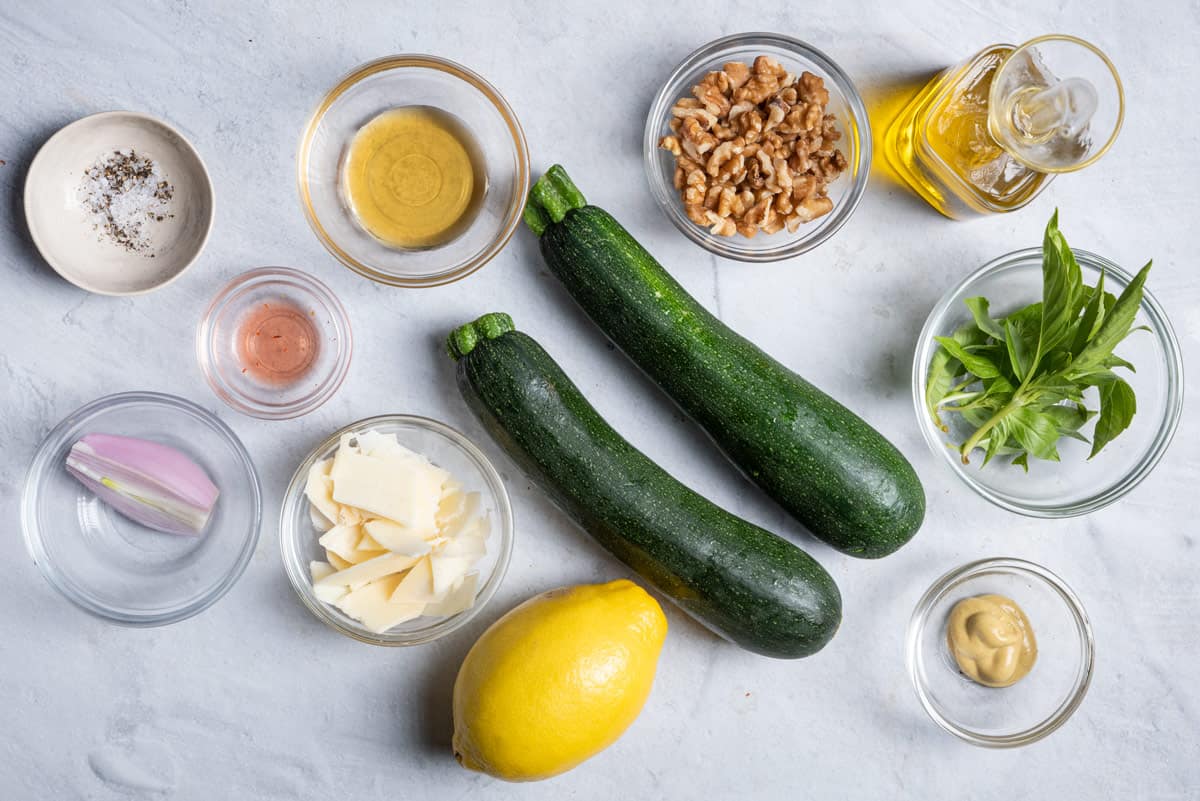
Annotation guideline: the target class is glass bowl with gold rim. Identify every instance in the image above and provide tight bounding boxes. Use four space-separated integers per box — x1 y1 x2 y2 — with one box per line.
298 55 529 287
643 32 871 262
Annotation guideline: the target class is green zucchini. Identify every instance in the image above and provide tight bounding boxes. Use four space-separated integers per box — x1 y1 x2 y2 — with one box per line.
448 313 841 659
524 166 925 559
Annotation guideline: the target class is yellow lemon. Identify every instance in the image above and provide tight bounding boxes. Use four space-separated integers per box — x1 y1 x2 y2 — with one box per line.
451 579 667 781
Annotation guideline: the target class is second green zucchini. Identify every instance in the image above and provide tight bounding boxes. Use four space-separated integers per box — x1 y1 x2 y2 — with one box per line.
448 313 841 659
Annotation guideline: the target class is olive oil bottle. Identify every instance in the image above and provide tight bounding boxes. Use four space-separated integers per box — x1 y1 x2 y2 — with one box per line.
883 35 1124 219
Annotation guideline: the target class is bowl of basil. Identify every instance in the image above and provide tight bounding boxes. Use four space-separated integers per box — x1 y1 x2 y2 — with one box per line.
913 212 1184 517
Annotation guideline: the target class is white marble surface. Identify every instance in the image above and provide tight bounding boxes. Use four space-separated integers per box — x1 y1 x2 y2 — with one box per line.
2 1 1198 798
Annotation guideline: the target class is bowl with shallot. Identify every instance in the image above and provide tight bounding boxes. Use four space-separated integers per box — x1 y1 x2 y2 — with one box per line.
279 415 514 646
21 392 262 626
644 32 871 262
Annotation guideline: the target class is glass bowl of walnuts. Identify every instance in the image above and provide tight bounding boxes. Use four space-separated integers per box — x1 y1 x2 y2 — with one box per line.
643 32 871 262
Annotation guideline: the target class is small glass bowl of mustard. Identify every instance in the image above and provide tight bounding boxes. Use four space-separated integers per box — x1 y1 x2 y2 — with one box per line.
298 55 530 288
906 558 1094 747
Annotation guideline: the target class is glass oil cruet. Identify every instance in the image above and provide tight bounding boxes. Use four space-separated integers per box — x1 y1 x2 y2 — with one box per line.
883 34 1124 219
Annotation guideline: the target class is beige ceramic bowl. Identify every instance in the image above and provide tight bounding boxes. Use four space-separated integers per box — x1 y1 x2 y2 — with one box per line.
24 111 215 295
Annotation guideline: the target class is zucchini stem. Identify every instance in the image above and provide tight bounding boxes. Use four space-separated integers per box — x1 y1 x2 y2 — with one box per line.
447 312 515 360
523 204 551 237
524 164 587 235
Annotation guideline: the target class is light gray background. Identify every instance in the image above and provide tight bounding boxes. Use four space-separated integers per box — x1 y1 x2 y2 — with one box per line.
2 1 1197 798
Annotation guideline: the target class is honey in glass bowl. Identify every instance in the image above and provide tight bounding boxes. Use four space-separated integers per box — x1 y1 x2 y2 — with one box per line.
341 106 486 250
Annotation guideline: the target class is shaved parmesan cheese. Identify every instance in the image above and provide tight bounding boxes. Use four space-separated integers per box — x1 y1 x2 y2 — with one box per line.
318 524 363 562
388 556 439 605
364 519 434 555
439 492 481 539
309 504 334 533
303 430 492 634
335 575 426 634
315 552 419 591
425 572 479 617
326 551 353 571
355 531 388 552
436 484 466 525
437 515 488 560
314 583 349 604
312 559 349 604
329 433 447 529
304 459 341 525
309 560 336 583
430 554 476 596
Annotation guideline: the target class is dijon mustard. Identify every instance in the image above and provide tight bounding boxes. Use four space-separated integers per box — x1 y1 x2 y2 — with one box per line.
946 594 1037 688
342 106 485 249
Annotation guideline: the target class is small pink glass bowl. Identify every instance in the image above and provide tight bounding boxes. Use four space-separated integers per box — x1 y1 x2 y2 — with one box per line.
197 267 352 420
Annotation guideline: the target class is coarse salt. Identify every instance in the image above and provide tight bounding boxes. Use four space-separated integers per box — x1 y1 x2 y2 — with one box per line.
78 149 174 256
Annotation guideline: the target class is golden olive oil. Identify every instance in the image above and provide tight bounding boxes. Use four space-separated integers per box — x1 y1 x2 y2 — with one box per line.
883 45 1049 218
883 37 1122 219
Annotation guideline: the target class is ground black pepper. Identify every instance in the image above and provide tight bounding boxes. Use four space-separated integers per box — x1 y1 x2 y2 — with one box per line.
79 149 175 255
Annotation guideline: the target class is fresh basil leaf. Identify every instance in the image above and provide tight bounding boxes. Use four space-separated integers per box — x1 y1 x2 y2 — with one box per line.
925 346 961 427
982 417 1013 466
1026 373 1086 404
964 296 1006 340
960 405 995 429
1012 452 1030 472
953 321 989 348
1046 402 1092 425
1004 317 1034 381
981 374 1016 401
1038 211 1084 362
934 336 1002 379
1069 261 1152 378
1009 406 1062 462
990 441 1025 457
1041 403 1093 442
1103 353 1136 373
1041 350 1072 375
1073 368 1119 388
1005 302 1043 329
1089 376 1137 458
975 343 1011 376
1070 271 1106 356
1102 289 1118 316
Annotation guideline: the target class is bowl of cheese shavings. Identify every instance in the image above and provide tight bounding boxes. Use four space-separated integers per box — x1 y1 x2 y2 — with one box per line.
279 415 514 646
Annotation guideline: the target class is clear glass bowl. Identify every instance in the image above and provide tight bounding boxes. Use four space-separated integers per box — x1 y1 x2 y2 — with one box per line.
197 267 352 420
279 415 513 646
21 392 262 626
913 247 1184 516
298 55 529 287
643 32 871 262
907 558 1094 747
